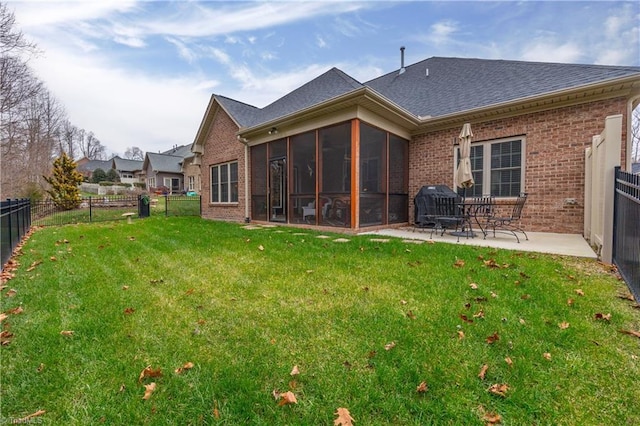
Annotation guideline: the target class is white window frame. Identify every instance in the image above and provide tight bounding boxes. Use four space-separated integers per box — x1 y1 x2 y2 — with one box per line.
188 176 195 191
210 161 239 204
148 177 156 189
455 136 525 198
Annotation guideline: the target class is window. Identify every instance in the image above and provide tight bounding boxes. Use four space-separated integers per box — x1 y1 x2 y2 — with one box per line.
459 138 524 198
148 177 156 189
188 176 195 191
211 161 238 203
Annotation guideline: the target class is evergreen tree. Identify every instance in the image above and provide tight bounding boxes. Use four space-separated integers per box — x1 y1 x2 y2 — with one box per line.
91 168 106 183
106 168 119 182
43 153 84 210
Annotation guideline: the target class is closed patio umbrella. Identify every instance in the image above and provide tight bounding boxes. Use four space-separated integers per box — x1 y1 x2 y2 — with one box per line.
455 122 474 192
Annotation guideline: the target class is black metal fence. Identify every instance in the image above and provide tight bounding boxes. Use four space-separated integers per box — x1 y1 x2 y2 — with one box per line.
1 198 31 268
613 167 640 301
31 195 141 226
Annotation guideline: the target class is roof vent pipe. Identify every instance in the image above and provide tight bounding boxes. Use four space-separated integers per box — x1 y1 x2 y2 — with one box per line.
399 46 406 75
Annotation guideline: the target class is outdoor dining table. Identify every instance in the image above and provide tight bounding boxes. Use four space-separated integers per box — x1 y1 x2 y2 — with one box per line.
449 198 494 239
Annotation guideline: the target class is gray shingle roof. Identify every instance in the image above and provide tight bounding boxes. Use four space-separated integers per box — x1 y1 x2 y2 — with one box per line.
161 144 193 158
146 152 183 173
365 57 640 118
215 57 640 128
77 159 112 172
112 156 143 172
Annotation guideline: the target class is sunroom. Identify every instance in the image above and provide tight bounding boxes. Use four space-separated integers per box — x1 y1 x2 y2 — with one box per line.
245 118 409 229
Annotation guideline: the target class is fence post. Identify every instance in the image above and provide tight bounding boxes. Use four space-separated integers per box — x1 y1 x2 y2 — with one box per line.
601 115 622 263
165 195 168 217
89 196 93 222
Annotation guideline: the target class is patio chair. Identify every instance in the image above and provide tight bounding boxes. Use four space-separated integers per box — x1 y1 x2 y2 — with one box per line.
469 195 495 237
302 200 316 220
483 193 528 243
430 195 467 242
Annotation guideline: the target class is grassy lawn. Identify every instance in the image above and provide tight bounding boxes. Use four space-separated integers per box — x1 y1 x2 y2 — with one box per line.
1 216 639 425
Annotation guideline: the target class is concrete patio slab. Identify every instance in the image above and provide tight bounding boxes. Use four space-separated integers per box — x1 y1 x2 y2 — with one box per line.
361 227 597 258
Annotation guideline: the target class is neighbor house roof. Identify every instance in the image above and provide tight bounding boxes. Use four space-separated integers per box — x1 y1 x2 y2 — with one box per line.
144 152 184 174
211 57 640 130
112 156 143 172
162 144 193 158
77 159 112 173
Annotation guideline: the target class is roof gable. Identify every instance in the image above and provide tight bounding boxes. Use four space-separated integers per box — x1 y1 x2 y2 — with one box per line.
145 152 184 173
112 156 143 172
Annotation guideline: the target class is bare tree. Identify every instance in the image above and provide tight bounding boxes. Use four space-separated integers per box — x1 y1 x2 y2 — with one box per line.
79 131 106 160
124 146 144 161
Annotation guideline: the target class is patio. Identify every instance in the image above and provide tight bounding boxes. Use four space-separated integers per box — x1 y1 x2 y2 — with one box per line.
361 227 597 258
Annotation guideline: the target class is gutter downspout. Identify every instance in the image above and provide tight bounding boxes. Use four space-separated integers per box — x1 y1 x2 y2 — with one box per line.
238 136 251 223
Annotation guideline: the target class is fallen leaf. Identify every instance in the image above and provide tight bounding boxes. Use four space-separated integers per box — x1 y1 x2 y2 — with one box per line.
258 245 265 251
488 383 509 397
559 321 570 329
478 364 488 380
8 306 24 315
490 292 498 298
406 310 416 320
473 310 485 319
469 283 478 289
272 389 281 400
543 352 552 361
37 363 45 372
400 300 407 305
618 293 635 301
521 294 531 300
138 365 163 383
26 260 42 272
505 357 513 367
519 318 526 325
618 329 640 339
575 289 585 296
142 382 156 400
124 307 135 315
454 259 465 268
384 341 396 350
567 298 574 306
457 330 465 339
483 411 502 424
175 362 194 374
5 289 16 297
50 256 57 262
1 330 14 345
416 381 428 393
213 400 220 419
14 410 46 423
185 288 195 295
290 365 300 376
60 330 74 336
277 391 297 406
594 313 611 321
0 313 7 323
460 314 473 323
334 407 355 426
122 285 129 290
119 383 125 392
486 332 500 344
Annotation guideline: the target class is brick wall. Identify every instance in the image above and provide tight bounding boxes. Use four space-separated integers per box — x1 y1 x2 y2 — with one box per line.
409 98 628 234
200 106 247 222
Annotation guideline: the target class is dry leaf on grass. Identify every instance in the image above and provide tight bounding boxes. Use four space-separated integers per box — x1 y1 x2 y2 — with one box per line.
0 313 7 323
619 329 640 339
290 365 300 376
543 352 552 360
277 391 297 406
175 362 194 374
505 357 513 367
5 289 16 297
142 382 156 400
138 365 163 383
575 289 585 296
469 283 478 289
60 330 74 336
478 364 488 380
14 410 46 423
8 306 24 315
486 332 500 344
488 383 509 397
416 381 428 393
454 259 465 268
384 341 396 350
483 411 502 424
457 330 465 340
334 407 355 426
559 321 570 329
594 313 611 321
258 245 265 251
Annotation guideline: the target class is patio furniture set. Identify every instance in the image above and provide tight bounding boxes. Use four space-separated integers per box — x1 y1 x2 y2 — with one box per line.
414 187 528 243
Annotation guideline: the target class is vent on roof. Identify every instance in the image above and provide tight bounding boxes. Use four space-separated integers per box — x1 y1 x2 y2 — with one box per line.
399 46 406 75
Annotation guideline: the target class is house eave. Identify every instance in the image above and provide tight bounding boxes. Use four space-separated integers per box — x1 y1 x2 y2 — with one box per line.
238 87 419 142
414 75 640 133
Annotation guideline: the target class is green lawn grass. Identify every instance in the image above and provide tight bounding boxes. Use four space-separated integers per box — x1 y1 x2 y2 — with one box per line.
1 217 639 425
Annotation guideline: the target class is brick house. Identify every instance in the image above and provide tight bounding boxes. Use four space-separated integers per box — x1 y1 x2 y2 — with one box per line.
192 56 640 233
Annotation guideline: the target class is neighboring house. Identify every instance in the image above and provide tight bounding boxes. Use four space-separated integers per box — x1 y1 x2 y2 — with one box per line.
76 157 113 181
192 55 640 233
632 162 640 175
111 156 144 184
142 152 184 193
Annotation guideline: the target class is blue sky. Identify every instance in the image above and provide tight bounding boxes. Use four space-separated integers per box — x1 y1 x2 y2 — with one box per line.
8 1 640 157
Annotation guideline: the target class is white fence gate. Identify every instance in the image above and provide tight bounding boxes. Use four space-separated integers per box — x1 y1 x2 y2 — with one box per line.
584 114 622 263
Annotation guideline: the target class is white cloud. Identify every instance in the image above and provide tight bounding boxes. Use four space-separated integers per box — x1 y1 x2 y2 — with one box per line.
316 35 327 48
430 20 458 45
520 40 583 64
166 37 198 64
